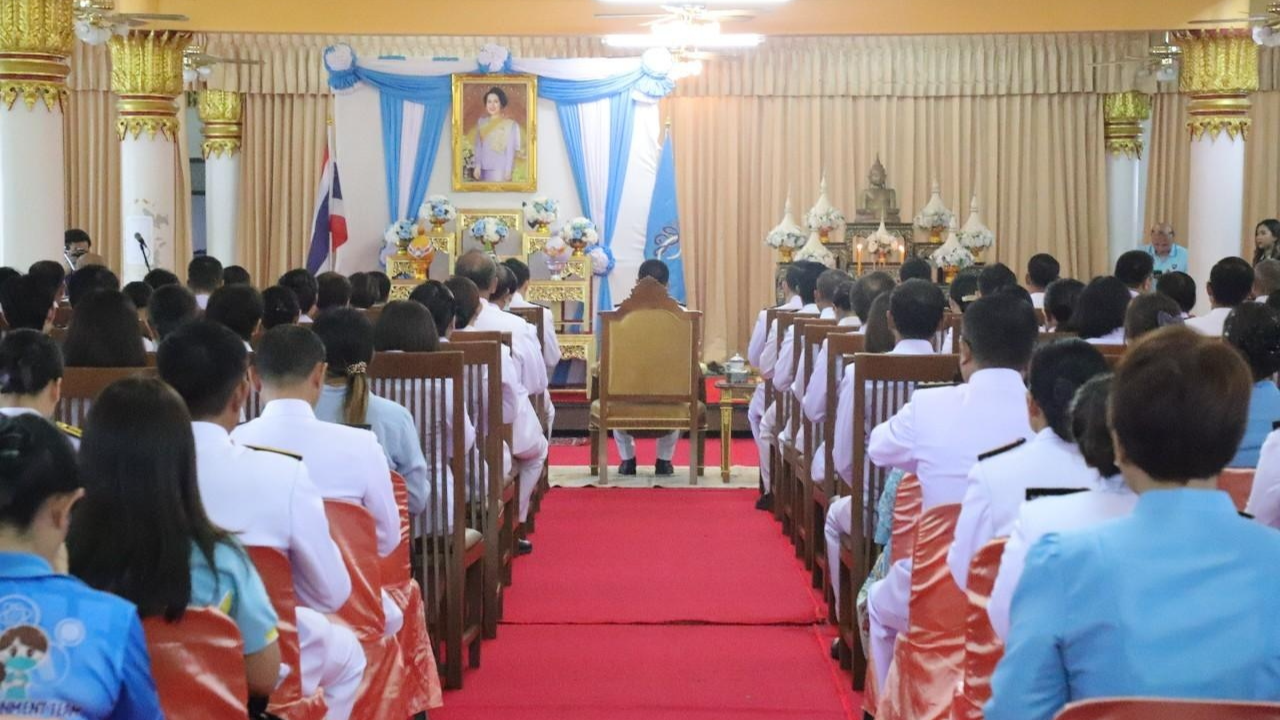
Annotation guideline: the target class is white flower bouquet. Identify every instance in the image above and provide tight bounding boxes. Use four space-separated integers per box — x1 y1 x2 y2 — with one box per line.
914 181 956 231
865 227 897 255
586 244 614 276
419 195 456 227
930 236 975 269
766 199 807 251
806 177 845 235
384 219 417 250
543 236 573 280
559 217 599 253
794 231 836 268
522 197 559 231
957 195 995 251
469 216 511 252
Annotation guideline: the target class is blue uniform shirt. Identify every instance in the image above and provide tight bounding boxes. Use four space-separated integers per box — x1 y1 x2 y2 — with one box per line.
1231 381 1280 468
0 552 162 719
189 541 279 655
1146 243 1189 274
986 489 1280 720
316 385 428 516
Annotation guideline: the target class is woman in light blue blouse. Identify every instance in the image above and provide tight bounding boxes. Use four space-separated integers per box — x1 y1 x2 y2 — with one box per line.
68 377 282 705
1224 303 1280 467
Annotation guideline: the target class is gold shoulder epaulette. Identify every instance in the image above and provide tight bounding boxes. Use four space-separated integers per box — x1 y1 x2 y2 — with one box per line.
55 422 82 439
977 437 1027 462
244 444 303 461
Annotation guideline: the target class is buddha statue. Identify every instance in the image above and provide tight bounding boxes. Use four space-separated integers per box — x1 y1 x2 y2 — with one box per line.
855 155 901 223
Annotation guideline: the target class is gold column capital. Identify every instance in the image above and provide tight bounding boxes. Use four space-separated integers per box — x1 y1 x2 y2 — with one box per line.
108 30 191 141
1103 91 1150 159
0 0 73 112
197 88 241 158
1174 29 1259 142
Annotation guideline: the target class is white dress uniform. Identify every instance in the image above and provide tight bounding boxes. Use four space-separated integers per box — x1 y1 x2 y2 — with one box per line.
864 367 1033 685
0 407 80 450
191 422 365 720
510 290 561 438
1030 291 1045 309
472 298 548 396
821 338 936 614
1184 306 1233 337
748 295 802 492
801 316 862 424
1085 327 1125 345
987 473 1137 640
946 427 1098 591
315 386 429 517
1246 428 1280 528
782 306 837 447
758 303 819 449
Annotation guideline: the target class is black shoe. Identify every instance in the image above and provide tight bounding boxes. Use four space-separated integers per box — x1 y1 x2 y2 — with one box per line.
830 638 842 660
516 539 533 555
619 459 637 476
654 459 675 476
755 493 774 511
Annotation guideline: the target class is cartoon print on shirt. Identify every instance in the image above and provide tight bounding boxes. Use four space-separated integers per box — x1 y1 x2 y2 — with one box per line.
0 595 85 701
0 624 48 699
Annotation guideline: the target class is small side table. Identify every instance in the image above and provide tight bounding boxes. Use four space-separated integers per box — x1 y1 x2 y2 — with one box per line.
714 379 760 483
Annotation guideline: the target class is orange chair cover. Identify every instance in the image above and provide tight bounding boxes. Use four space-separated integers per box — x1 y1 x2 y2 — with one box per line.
877 503 966 720
953 538 1008 720
889 474 923 566
1055 698 1280 720
1219 469 1255 513
142 608 249 720
324 499 409 720
382 471 444 713
246 546 328 720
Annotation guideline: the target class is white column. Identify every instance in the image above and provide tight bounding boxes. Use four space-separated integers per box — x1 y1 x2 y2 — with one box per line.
1103 92 1151 270
1187 134 1247 311
1135 116 1153 241
120 134 177 282
198 89 242 265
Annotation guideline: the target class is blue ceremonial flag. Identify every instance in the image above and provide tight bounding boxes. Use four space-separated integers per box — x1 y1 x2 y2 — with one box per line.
645 130 687 304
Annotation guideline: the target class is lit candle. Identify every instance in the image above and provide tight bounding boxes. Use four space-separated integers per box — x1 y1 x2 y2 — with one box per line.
856 242 863 275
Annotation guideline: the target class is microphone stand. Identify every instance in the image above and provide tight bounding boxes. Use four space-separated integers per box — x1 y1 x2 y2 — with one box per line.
134 233 152 273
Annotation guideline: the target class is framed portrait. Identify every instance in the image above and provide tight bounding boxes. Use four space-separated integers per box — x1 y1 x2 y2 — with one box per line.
452 74 537 192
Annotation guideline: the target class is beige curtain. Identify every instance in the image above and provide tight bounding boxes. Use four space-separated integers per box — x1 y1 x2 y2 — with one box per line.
1244 92 1280 234
672 93 1109 360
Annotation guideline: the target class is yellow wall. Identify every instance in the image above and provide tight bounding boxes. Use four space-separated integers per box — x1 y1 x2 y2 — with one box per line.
122 0 1251 36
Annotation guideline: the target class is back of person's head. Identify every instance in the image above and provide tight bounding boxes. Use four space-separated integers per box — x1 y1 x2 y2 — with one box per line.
1224 303 1280 382
864 294 896 353
637 259 670 286
368 271 391 304
445 276 482 329
254 325 325 386
1069 374 1118 477
1208 256 1255 307
1112 326 1252 483
0 275 55 331
122 281 152 312
1026 253 1061 289
454 250 497 294
492 265 517 304
157 320 248 419
315 271 352 311
261 285 301 330
62 290 145 368
816 269 848 304
187 255 224 293
0 413 79 531
889 278 946 340
1254 259 1280 299
832 278 857 315
992 284 1035 307
143 268 180 290
205 284 264 342
222 265 251 286
1072 276 1131 339
66 264 119 308
0 268 19 292
0 330 63 400
27 260 65 297
409 280 457 337
374 300 439 352
977 263 1017 297
348 272 379 310
853 272 896 324
147 285 199 342
278 268 318 315
783 263 806 297
949 268 981 312
961 294 1039 370
899 258 932 283
1124 291 1184 343
1043 278 1084 329
502 258 531 290
313 308 375 426
1114 250 1155 289
1155 271 1196 314
792 261 825 305
68 376 225 621
1027 339 1109 440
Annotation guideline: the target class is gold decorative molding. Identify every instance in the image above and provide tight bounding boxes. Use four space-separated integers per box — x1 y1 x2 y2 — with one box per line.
109 30 190 141
197 89 242 158
0 0 73 112
1103 91 1150 158
527 280 589 304
522 230 549 257
1175 29 1258 142
557 335 592 363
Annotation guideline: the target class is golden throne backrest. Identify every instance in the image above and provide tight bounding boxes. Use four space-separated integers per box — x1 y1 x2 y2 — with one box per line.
601 278 701 401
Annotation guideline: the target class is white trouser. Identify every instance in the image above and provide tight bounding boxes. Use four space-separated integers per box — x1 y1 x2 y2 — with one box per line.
297 607 367 720
512 434 548 523
544 391 556 439
748 385 770 491
613 430 680 461
867 557 913 688
380 590 403 637
824 495 852 617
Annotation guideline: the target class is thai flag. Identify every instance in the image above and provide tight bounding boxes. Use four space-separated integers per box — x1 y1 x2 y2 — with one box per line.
306 133 347 274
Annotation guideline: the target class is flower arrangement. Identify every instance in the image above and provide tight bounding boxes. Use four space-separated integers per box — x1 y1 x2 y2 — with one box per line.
794 231 836 268
586 244 615 277
865 221 897 256
930 225 974 270
766 198 808 253
914 180 956 231
559 217 599 254
419 196 457 227
477 44 511 73
957 195 995 253
469 216 511 253
384 219 417 250
543 236 573 280
806 177 845 235
522 197 559 231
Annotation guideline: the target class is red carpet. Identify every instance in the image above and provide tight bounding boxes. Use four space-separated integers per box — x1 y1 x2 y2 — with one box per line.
548 437 760 467
434 488 860 719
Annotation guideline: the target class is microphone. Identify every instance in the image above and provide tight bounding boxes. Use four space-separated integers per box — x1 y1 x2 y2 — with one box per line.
134 232 152 272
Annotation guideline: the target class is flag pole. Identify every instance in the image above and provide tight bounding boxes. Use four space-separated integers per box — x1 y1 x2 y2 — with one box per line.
326 116 336 273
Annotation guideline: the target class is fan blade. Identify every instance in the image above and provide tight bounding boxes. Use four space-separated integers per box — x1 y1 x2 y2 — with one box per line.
117 12 189 21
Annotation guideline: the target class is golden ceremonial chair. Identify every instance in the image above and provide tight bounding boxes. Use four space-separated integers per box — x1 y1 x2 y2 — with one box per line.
786 317 837 565
813 331 865 602
592 277 705 485
56 366 157 426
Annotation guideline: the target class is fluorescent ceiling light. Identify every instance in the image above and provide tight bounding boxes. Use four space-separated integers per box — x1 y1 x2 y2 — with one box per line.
597 0 789 4
603 33 764 48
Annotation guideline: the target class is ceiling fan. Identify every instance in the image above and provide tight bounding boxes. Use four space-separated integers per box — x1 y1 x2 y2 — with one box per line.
184 45 265 82
73 0 189 44
1091 32 1181 83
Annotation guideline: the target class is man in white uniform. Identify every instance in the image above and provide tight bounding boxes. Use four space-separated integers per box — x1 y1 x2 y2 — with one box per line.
187 255 223 310
748 265 804 509
454 250 548 399
1115 250 1154 299
865 293 1038 685
159 321 365 720
504 257 562 440
784 269 846 444
1185 257 1254 337
1024 253 1059 310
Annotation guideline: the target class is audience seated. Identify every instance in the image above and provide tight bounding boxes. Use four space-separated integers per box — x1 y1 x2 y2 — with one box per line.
0 413 163 717
123 281 153 319
1252 259 1280 303
1042 278 1083 331
0 331 74 442
62 290 148 366
977 263 1018 297
490 264 517 310
316 272 352 313
0 267 17 292
279 269 319 324
1186 257 1254 337
143 268 180 290
1 274 56 331
223 265 251 286
748 263 806 509
148 285 200 343
348 272 379 310
68 377 282 702
1071 276 1129 345
368 271 392 306
1222 304 1280 468
1025 254 1060 309
1123 291 1183 342
504 257 563 373
948 268 981 314
986 327 1280 719
205 284 264 350
27 259 66 301
374 300 439 352
454 250 548 398
262 285 302 329
861 292 896 353
1253 219 1280 265
899 257 932 283
1156 270 1197 318
187 256 224 310
801 277 860 424
65 264 119 308
1114 250 1155 297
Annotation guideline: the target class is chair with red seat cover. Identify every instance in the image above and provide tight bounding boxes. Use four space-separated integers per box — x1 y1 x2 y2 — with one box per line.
324 499 408 720
382 470 444 713
876 503 966 720
1219 468 1255 512
142 608 249 720
952 537 1008 720
1054 698 1280 720
245 547 327 720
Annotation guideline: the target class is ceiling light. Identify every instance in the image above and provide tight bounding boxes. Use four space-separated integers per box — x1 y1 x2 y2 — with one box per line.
603 33 763 49
597 0 789 5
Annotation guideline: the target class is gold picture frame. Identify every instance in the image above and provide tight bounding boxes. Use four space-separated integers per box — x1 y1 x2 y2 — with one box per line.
452 74 537 192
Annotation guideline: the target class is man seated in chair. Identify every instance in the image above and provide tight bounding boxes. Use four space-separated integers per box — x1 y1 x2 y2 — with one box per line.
614 260 685 476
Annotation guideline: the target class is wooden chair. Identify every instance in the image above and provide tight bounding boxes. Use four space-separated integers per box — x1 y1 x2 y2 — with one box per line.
245 547 328 720
953 538 1009 720
785 317 836 558
792 320 845 572
771 311 803 527
942 312 964 354
814 332 866 603
1219 468 1255 512
52 305 72 328
761 307 795 506
1055 699 1280 720
505 304 551 530
1095 343 1126 361
592 277 705 486
838 352 961 689
142 608 250 720
56 366 157 426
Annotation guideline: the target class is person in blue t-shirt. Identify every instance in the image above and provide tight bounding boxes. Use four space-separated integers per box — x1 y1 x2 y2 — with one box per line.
0 413 162 719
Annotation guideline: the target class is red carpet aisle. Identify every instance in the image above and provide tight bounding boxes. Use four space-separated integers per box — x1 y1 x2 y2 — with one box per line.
434 489 861 719
548 437 760 467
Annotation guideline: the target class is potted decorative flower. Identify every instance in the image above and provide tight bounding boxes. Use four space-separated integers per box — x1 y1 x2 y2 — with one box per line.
384 219 417 256
794 231 836 268
806 177 845 242
586 243 615 277
544 236 573 280
865 222 897 266
766 198 808 263
957 195 995 263
522 197 559 233
930 224 974 283
468 216 511 255
419 196 457 229
914 180 956 243
559 217 599 256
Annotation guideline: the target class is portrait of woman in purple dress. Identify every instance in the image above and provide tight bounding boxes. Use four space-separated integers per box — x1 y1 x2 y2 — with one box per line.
453 75 537 192
471 87 521 182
